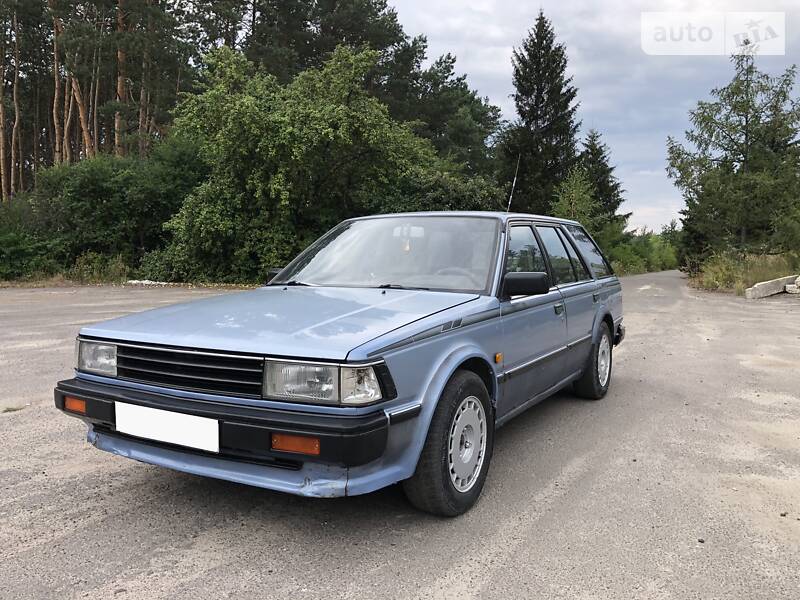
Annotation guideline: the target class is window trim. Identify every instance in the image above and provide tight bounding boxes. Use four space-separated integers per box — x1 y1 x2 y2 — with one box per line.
556 226 593 282
534 224 580 287
563 224 615 279
496 220 555 299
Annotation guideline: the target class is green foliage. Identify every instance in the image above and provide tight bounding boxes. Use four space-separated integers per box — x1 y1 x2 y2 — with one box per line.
551 167 601 230
148 46 498 283
497 10 580 214
68 252 130 284
592 216 679 276
0 137 206 281
693 252 800 295
580 130 625 220
668 53 800 269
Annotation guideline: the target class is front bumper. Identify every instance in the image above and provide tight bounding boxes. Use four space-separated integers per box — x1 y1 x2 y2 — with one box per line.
55 377 389 469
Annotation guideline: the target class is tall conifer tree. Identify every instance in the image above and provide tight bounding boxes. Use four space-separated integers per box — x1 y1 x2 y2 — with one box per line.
499 10 580 214
580 129 625 220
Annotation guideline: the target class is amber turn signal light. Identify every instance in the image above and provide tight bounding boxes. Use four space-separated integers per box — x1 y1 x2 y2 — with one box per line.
64 396 86 415
271 433 320 456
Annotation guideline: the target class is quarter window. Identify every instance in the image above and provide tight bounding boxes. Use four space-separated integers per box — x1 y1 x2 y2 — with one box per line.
565 225 612 277
536 226 577 285
505 225 547 273
558 229 592 281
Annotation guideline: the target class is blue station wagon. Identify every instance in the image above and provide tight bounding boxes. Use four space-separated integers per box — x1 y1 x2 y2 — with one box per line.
56 212 624 516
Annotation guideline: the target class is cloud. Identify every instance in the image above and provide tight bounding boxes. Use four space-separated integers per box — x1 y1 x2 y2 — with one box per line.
391 0 800 229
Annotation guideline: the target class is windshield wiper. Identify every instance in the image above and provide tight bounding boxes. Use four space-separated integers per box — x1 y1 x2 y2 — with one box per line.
274 280 311 287
376 283 430 291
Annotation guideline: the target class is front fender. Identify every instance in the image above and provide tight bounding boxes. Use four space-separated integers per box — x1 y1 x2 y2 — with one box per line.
344 341 499 496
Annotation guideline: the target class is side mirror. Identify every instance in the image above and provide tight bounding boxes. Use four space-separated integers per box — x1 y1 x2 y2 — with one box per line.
503 272 550 297
266 267 283 284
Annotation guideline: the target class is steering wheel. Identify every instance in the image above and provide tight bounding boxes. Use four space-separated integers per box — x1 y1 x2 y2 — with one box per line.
434 267 482 287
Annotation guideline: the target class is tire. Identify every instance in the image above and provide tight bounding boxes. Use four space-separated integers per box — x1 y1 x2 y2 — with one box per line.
402 370 494 517
573 321 613 400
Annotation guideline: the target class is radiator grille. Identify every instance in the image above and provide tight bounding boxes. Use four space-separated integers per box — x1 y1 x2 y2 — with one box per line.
113 341 264 397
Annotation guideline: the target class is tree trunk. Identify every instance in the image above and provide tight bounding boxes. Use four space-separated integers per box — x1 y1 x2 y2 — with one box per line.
72 75 95 158
93 50 101 152
10 12 22 195
63 75 74 164
34 78 40 180
50 6 63 165
0 36 8 202
115 0 127 157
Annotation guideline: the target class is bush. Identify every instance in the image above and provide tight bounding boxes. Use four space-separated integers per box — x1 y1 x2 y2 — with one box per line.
693 252 800 294
0 232 65 280
68 252 130 284
0 136 206 282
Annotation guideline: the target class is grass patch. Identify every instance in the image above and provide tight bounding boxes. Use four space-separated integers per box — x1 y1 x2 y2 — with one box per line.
2 405 27 414
691 252 800 295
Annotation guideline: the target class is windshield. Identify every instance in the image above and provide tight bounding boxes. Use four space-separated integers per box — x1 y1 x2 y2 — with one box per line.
274 216 501 294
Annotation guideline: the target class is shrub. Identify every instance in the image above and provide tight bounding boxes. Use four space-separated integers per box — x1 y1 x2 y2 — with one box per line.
693 252 800 294
68 252 130 284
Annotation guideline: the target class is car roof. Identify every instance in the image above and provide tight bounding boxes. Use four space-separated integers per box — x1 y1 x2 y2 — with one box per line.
347 211 581 226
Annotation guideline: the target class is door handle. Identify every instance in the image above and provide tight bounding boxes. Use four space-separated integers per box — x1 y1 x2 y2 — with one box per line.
554 303 565 315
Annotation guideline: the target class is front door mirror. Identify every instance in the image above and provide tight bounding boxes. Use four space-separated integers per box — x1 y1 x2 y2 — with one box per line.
503 272 550 297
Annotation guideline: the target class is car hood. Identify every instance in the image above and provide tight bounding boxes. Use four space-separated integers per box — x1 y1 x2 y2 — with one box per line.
80 286 479 360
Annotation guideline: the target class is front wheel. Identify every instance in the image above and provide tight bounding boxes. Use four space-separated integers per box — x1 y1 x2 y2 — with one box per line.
573 321 613 400
402 370 494 517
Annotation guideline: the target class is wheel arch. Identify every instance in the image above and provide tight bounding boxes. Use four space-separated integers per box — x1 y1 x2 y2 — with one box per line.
399 345 498 475
594 310 615 344
457 356 497 407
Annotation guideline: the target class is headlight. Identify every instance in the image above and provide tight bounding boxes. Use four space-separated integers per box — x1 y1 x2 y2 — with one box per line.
264 361 384 405
264 362 339 404
340 366 382 406
77 340 117 376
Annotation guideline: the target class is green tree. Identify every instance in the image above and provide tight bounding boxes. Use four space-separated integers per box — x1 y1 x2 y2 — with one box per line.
376 42 500 176
497 10 580 214
153 46 498 282
580 129 625 220
667 51 800 267
551 167 601 231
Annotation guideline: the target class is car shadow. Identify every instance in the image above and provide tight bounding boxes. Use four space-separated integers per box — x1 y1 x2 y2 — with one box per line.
122 388 591 526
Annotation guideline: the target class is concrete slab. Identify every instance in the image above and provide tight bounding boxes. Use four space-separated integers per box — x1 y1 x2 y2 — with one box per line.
745 275 799 299
786 284 799 294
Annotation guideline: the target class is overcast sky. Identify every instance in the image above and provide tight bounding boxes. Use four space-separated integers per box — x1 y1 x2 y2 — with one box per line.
391 0 799 230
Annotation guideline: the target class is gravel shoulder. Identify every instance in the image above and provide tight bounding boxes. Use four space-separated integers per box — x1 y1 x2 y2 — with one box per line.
1 271 799 599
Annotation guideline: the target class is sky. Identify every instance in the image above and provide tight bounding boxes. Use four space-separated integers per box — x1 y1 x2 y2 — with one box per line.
391 0 799 231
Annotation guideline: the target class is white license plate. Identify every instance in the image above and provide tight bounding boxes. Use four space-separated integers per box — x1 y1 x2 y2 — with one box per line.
115 402 219 453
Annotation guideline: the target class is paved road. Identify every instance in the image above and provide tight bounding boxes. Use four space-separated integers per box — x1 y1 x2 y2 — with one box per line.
1 272 799 599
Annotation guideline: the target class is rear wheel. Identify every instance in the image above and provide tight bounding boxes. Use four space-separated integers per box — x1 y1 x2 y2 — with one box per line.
573 321 613 400
402 370 494 517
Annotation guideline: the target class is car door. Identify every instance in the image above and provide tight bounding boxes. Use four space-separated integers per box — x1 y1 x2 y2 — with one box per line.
535 224 598 378
498 222 568 418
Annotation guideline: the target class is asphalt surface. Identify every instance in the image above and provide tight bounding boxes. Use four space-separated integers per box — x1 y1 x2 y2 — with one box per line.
1 271 799 599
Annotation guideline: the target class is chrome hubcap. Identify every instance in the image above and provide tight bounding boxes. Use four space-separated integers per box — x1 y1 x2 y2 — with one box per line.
598 334 611 387
448 396 487 493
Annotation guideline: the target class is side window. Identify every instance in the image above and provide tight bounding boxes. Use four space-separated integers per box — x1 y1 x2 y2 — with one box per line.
558 228 592 281
505 225 547 273
536 226 577 285
565 225 612 277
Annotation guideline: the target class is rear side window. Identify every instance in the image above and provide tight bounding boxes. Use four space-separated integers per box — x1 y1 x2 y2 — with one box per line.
565 225 612 278
558 229 592 281
506 225 547 273
536 226 577 285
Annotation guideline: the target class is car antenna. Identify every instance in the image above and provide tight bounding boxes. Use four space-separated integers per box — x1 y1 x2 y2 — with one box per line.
506 154 521 213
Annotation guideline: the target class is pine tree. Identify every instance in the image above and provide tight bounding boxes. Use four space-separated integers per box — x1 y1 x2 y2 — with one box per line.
580 129 625 220
499 10 580 214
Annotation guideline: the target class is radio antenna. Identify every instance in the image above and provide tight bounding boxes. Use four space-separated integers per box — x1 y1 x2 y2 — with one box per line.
506 154 521 213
